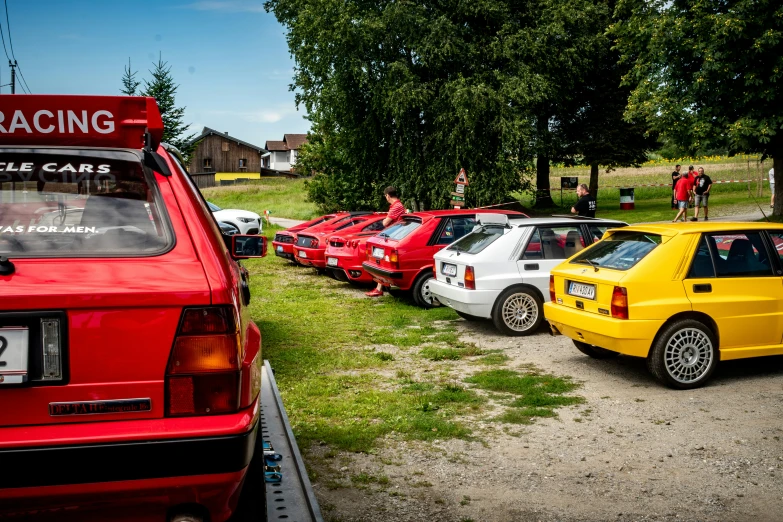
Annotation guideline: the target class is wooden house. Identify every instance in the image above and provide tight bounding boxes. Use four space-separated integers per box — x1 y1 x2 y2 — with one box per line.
188 127 269 173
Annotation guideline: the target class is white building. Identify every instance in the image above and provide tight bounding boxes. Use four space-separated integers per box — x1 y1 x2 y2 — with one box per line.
264 134 308 172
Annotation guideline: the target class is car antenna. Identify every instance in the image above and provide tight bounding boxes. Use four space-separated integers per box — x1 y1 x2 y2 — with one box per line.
0 256 15 276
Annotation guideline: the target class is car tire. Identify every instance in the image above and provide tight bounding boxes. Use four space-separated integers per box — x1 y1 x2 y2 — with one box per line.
573 340 619 359
220 222 240 234
455 310 483 321
387 287 408 299
412 272 440 309
491 287 543 336
647 319 718 389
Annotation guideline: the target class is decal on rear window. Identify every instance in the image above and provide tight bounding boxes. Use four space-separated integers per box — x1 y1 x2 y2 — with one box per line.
0 150 173 257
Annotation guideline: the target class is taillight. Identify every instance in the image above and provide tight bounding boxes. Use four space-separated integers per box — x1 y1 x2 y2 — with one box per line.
366 244 373 260
310 238 319 248
166 307 241 417
549 275 556 301
464 266 476 290
389 249 399 268
611 286 629 320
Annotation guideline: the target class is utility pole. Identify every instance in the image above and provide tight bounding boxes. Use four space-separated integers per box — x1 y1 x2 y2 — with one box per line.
9 60 17 94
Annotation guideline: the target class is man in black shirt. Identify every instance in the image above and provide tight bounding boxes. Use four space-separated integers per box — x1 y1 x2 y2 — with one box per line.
671 164 682 209
571 184 597 217
691 167 712 221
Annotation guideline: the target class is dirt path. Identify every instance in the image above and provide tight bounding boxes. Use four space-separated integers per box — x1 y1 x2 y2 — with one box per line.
309 321 783 522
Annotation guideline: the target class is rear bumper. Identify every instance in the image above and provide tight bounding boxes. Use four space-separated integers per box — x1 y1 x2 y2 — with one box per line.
273 242 296 260
362 262 415 289
0 418 257 489
326 255 373 282
543 302 661 357
295 247 326 267
429 280 495 318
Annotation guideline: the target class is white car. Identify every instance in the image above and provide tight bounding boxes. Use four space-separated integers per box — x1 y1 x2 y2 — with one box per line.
430 214 627 336
207 201 262 235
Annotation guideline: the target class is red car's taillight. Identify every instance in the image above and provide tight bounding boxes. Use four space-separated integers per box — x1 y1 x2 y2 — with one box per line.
549 275 556 302
464 266 476 290
366 244 373 260
611 286 629 320
389 249 399 268
309 238 319 248
166 307 241 417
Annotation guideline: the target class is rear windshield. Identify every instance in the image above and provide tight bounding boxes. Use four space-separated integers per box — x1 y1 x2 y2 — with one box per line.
0 150 173 257
378 219 421 240
447 226 504 254
571 231 661 271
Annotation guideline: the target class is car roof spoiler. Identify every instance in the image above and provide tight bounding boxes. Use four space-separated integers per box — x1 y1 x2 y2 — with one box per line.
476 213 510 226
0 95 164 151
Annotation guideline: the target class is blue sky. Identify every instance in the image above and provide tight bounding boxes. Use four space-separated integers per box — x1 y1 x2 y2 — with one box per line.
2 0 309 147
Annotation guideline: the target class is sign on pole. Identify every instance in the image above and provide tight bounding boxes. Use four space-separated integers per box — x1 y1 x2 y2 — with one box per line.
454 168 469 185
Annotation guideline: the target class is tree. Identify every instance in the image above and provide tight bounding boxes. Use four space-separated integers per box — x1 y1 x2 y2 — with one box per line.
138 54 196 160
120 58 140 96
612 0 783 213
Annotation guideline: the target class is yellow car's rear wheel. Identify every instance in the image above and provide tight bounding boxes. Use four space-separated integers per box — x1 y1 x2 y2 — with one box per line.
647 319 718 389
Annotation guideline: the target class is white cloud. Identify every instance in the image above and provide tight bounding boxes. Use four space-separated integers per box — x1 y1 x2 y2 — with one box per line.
183 1 266 13
206 108 300 124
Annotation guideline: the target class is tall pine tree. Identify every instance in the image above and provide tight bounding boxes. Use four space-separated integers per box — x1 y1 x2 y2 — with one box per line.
139 54 196 160
120 58 140 96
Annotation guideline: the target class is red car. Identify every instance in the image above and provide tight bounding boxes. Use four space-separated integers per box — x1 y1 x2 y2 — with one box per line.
293 211 375 269
323 215 389 283
272 213 336 262
363 209 525 307
0 95 267 521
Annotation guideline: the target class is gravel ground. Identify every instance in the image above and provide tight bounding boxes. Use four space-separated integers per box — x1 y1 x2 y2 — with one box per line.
309 320 783 522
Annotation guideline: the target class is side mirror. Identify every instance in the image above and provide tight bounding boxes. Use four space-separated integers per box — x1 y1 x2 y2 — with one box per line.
231 235 267 259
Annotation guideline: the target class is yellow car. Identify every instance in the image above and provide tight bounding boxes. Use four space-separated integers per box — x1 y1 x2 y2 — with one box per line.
544 223 783 389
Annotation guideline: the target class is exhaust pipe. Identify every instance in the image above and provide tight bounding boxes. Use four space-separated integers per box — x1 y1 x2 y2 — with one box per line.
549 322 561 337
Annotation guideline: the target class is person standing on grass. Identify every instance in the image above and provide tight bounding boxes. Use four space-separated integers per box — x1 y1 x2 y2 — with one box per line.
691 167 712 221
571 184 596 217
671 164 682 209
366 187 406 297
770 167 776 208
673 172 694 222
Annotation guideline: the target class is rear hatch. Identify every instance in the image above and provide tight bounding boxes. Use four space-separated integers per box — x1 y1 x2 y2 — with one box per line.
434 223 509 287
365 216 424 270
552 230 663 316
0 148 209 428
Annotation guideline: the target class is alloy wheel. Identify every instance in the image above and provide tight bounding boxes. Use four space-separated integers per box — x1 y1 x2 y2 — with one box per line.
501 293 538 332
664 328 714 384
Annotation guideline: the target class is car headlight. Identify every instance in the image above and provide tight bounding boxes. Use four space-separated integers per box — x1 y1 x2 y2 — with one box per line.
237 217 256 223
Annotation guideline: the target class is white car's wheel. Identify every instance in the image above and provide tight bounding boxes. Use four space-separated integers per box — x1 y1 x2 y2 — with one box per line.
492 287 543 336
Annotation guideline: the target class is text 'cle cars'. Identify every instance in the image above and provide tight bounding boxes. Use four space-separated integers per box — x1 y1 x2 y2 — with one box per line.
430 214 627 335
545 222 783 389
0 95 267 521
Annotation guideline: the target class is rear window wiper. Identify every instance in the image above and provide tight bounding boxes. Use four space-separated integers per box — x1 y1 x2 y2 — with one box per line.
577 259 600 272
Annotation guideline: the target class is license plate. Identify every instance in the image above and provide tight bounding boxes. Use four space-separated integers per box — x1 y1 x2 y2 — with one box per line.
0 327 29 384
276 245 283 252
442 263 457 276
298 250 307 258
327 257 338 267
372 247 384 259
568 281 596 300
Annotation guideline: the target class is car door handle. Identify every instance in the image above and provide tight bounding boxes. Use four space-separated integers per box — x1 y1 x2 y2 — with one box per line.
693 284 712 293
524 264 539 271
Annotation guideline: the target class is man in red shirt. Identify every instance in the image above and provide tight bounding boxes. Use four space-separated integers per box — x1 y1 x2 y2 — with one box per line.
366 187 406 297
672 174 694 222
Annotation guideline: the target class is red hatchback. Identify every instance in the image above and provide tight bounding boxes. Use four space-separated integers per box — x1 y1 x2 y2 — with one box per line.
293 211 375 269
323 214 388 283
363 209 524 307
272 213 336 262
0 96 267 521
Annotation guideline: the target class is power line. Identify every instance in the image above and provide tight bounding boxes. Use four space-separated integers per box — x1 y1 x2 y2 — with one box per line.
0 16 10 62
15 62 30 94
4 0 16 61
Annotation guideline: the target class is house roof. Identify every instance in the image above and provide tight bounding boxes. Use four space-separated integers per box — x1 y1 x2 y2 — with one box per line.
265 140 288 151
265 134 309 151
284 134 308 150
188 127 268 153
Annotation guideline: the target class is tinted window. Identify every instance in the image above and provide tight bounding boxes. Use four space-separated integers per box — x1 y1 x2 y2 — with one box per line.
687 235 715 278
588 226 608 243
709 232 772 277
379 219 421 240
571 231 661 270
362 220 385 232
437 217 476 245
447 226 504 254
767 232 783 264
523 226 585 260
0 151 172 257
207 201 221 212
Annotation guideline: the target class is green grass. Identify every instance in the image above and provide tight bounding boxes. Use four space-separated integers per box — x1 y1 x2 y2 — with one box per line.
202 178 317 221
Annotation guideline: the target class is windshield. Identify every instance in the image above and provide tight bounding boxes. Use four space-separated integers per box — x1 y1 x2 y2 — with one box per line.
207 201 221 212
0 150 173 257
379 219 421 240
447 226 504 254
571 231 661 271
